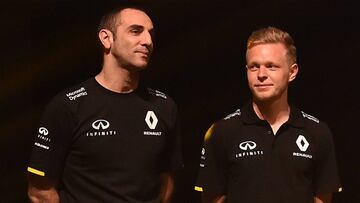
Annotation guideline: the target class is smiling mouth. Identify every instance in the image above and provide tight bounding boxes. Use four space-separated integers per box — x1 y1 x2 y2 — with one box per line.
255 84 273 87
254 84 273 90
136 51 150 58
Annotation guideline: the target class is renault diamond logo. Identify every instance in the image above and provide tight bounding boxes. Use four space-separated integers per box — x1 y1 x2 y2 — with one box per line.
296 135 309 152
145 111 158 129
92 119 110 130
239 141 257 151
39 127 49 135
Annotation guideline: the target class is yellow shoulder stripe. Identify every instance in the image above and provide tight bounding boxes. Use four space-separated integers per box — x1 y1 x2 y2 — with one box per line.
194 186 203 192
204 124 215 142
27 167 45 176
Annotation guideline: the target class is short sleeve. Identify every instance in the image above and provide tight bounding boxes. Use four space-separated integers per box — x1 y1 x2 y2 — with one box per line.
27 95 74 179
161 103 183 172
314 123 341 194
195 124 227 195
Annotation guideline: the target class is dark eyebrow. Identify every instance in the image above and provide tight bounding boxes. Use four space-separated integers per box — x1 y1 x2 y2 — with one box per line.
128 24 155 36
128 24 144 30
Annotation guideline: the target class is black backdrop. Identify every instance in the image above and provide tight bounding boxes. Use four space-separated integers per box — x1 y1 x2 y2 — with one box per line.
1 0 359 202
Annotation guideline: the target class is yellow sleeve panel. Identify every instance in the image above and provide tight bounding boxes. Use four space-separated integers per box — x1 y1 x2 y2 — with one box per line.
204 124 215 142
27 167 45 176
194 186 203 192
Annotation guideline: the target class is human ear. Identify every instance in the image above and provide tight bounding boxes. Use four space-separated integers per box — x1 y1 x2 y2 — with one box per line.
98 29 113 49
289 63 298 82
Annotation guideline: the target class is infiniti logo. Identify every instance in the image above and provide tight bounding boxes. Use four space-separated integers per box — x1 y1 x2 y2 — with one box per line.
92 119 110 130
145 111 158 129
239 141 257 151
39 127 49 136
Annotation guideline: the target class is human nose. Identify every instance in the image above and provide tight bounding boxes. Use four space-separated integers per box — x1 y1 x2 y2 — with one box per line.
141 31 153 48
257 65 268 81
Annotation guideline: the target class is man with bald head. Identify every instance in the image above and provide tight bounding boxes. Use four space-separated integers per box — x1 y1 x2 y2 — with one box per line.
27 4 182 203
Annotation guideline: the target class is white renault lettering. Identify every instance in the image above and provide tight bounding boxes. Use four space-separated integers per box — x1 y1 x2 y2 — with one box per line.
293 135 313 159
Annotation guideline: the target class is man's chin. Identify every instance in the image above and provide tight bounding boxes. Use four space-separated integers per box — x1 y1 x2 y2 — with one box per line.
127 61 149 71
253 94 273 102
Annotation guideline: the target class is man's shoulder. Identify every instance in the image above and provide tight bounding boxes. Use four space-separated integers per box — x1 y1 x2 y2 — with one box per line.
223 109 242 121
203 109 242 143
297 109 331 134
145 87 176 106
146 88 168 99
61 78 92 98
48 78 93 107
215 108 242 128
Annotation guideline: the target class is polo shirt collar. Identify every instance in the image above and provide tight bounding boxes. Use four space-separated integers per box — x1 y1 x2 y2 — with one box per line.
287 105 305 128
241 101 263 125
241 101 305 128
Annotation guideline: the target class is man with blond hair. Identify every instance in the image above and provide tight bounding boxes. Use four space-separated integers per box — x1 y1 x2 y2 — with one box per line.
195 26 340 203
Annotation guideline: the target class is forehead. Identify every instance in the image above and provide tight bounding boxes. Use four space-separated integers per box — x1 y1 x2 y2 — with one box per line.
247 43 288 61
117 8 153 29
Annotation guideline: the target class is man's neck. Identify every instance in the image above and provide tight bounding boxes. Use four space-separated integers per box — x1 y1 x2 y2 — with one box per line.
95 63 140 93
252 98 290 134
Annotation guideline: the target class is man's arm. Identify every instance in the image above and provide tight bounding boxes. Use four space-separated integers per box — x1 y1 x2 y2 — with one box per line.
160 172 175 203
201 193 226 203
314 193 332 203
27 173 59 203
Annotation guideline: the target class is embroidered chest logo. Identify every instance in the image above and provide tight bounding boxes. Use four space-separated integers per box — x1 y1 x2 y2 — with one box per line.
145 111 158 129
143 111 163 136
86 119 117 137
92 119 110 130
235 140 264 158
293 135 312 159
239 141 257 150
296 135 309 151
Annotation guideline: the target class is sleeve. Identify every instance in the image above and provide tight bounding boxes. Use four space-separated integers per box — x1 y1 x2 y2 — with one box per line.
27 95 74 180
195 123 227 196
313 123 341 194
161 101 183 172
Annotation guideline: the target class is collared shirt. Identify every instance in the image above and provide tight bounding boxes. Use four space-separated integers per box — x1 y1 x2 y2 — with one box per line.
195 102 340 203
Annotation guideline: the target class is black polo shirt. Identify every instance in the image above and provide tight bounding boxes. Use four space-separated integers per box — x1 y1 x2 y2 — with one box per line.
196 102 340 203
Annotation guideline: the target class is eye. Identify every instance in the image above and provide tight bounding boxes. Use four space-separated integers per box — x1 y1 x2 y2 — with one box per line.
130 28 141 34
128 25 144 35
266 64 278 71
247 64 259 71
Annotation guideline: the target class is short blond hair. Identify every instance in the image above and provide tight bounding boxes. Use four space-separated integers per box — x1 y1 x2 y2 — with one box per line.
247 26 297 64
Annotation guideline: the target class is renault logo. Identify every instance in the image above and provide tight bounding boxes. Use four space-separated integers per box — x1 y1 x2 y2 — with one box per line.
296 135 309 152
39 127 49 135
92 119 110 130
145 111 158 129
239 141 257 150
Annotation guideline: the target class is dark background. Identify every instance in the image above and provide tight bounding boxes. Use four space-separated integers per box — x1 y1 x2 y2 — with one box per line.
1 0 359 202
